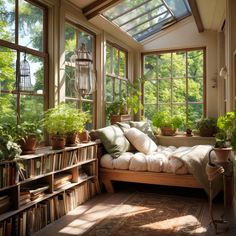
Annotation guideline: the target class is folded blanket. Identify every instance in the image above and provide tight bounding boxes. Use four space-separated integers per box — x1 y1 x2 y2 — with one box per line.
171 145 222 198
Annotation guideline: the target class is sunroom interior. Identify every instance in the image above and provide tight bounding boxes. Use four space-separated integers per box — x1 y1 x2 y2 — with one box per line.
1 0 236 234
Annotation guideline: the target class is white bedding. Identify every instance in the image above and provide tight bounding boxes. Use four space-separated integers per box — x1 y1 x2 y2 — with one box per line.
100 145 190 174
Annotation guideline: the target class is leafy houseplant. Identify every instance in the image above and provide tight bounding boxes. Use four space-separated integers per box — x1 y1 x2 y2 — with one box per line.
0 124 22 161
152 111 183 136
15 121 43 154
43 104 90 149
196 117 217 137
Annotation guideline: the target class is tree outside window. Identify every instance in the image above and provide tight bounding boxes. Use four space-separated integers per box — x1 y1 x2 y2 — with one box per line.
143 48 205 125
0 0 47 125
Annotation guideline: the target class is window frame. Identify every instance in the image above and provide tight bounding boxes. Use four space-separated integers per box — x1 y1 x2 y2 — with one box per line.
0 0 49 124
64 20 96 129
141 47 206 122
105 41 128 112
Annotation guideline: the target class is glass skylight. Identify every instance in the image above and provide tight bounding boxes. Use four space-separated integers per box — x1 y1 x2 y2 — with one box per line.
102 0 191 42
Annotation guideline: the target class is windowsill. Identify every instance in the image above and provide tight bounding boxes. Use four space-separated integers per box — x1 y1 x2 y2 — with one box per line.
155 134 215 147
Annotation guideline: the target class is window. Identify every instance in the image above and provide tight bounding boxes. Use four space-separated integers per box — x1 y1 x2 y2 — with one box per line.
143 48 205 124
0 0 47 124
105 42 128 121
64 22 96 129
102 0 191 42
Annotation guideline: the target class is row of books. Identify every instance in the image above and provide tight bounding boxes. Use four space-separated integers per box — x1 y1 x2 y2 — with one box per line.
0 195 11 215
0 181 98 236
0 163 17 188
17 146 97 181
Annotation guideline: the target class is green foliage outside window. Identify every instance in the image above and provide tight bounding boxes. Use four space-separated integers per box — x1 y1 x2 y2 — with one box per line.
143 49 204 125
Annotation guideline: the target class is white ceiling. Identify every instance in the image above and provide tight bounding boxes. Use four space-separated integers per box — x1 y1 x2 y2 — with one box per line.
197 0 225 31
67 0 226 32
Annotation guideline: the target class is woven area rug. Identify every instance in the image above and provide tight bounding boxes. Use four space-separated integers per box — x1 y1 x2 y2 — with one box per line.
86 192 209 236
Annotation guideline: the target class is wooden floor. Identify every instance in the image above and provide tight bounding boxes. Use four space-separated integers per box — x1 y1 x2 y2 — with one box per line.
33 182 236 236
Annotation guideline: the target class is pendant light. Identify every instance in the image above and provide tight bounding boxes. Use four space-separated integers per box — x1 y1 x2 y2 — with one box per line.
70 43 96 96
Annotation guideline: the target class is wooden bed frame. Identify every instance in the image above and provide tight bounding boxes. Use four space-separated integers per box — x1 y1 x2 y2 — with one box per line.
99 168 203 193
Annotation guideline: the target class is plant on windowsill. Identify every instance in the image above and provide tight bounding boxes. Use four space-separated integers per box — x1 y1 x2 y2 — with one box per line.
152 111 183 136
213 110 236 162
195 117 217 137
14 121 43 154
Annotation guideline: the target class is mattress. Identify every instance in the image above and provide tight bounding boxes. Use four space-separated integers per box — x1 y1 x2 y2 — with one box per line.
100 145 190 174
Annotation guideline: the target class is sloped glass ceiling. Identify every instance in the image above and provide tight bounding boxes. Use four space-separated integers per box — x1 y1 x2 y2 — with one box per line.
102 0 191 42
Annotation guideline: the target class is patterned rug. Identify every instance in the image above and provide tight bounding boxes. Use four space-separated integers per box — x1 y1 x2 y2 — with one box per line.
86 192 209 236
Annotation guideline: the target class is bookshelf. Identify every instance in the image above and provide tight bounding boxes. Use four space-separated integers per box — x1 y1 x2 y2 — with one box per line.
0 141 100 235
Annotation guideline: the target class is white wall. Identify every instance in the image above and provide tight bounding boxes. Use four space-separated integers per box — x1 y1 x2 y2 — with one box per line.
141 16 218 118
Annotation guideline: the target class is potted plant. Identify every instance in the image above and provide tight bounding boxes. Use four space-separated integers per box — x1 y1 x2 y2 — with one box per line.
77 112 91 143
213 110 236 162
14 121 43 154
43 105 68 149
64 107 90 145
196 117 217 137
152 111 183 136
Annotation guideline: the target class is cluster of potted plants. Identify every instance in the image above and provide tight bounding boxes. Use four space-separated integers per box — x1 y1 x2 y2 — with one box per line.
43 104 90 149
152 111 184 136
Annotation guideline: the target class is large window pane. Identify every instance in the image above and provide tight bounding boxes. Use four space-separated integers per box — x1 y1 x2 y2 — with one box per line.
188 50 203 77
158 53 171 78
20 95 44 122
0 93 17 124
65 66 76 98
106 45 112 74
144 104 157 121
19 0 44 51
144 55 157 79
65 25 76 62
173 78 186 102
144 80 157 104
0 0 15 42
106 76 113 102
159 79 171 103
188 103 203 124
0 46 16 91
78 31 93 52
188 77 203 102
172 52 186 78
119 51 126 78
113 47 119 75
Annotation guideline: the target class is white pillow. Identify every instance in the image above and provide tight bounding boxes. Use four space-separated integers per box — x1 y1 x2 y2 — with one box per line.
124 127 158 154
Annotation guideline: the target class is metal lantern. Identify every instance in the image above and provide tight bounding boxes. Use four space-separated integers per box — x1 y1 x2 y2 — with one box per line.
70 43 96 96
19 53 32 91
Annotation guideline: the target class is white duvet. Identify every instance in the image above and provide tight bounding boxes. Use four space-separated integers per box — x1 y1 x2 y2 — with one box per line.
100 145 191 174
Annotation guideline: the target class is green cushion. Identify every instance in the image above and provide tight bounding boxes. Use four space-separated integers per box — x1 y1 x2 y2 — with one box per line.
129 121 157 143
96 125 132 158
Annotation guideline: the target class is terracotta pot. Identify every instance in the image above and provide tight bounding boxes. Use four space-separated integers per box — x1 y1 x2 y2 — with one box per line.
161 127 176 136
19 135 37 154
66 133 78 146
213 147 232 163
78 130 90 143
51 135 66 150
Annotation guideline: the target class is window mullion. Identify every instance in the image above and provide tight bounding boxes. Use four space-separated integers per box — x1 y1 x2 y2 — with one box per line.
186 51 188 123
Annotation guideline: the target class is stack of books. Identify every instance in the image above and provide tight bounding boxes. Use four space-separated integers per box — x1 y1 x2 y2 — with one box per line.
21 184 49 202
0 195 10 214
54 173 72 190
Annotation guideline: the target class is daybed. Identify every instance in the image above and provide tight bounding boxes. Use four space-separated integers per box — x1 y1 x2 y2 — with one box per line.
96 121 219 195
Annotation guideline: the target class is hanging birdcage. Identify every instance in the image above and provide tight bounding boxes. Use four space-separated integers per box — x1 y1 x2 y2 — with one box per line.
70 43 96 97
19 53 32 91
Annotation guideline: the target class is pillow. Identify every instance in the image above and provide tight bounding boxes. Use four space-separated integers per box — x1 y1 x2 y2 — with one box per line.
124 127 158 155
129 121 157 143
96 125 131 158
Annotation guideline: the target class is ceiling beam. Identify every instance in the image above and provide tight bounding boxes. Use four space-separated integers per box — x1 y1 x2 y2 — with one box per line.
188 0 204 32
83 0 122 20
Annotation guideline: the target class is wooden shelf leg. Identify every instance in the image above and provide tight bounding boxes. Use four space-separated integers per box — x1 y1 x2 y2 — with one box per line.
103 180 114 193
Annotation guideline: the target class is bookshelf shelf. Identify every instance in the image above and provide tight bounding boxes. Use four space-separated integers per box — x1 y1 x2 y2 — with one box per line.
0 141 100 234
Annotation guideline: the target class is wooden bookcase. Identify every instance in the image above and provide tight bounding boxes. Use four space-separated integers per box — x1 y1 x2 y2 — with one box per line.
0 141 100 235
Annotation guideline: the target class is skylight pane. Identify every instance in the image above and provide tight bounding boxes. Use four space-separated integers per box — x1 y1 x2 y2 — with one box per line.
165 0 189 18
122 8 168 32
128 12 172 35
104 0 150 20
102 0 191 42
113 1 163 26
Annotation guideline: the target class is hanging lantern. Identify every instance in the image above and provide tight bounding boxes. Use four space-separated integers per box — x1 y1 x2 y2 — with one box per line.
70 43 96 96
19 53 32 91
